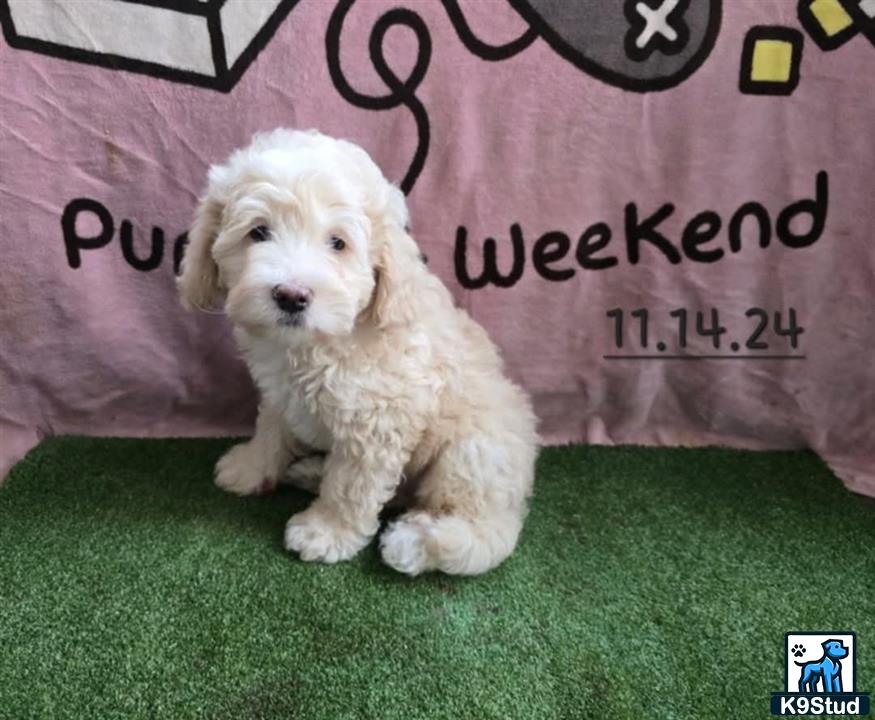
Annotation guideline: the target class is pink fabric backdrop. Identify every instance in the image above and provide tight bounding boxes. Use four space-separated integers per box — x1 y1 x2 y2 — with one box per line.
1 0 873 493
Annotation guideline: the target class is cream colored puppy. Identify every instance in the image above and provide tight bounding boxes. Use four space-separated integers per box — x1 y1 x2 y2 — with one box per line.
179 129 537 575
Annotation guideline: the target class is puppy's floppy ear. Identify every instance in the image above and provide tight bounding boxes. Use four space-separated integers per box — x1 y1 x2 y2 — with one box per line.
177 166 228 311
369 185 422 328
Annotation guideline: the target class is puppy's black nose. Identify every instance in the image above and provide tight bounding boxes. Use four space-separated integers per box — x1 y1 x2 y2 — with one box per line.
272 284 312 314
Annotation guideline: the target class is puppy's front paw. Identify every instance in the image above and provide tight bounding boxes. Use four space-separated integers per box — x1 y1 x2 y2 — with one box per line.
284 506 369 563
215 443 275 496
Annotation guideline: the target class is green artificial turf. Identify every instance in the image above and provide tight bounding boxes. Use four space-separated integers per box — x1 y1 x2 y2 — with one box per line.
1 438 873 719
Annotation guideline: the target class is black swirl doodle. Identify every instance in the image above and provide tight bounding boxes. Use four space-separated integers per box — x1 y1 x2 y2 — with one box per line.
440 0 537 61
0 0 300 92
326 0 536 194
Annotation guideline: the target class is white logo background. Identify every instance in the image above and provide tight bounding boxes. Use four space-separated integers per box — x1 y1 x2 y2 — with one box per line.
785 633 856 693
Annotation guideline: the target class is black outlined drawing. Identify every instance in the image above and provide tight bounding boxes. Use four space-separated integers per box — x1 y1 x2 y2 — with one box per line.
838 0 875 44
0 0 299 92
623 0 692 63
325 0 537 195
323 0 723 194
507 0 722 92
798 0 860 50
739 26 804 96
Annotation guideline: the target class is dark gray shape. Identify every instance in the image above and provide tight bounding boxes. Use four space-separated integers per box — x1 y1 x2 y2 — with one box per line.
509 0 722 92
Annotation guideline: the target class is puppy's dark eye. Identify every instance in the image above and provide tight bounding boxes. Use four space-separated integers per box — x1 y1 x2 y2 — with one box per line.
249 225 270 242
330 235 346 251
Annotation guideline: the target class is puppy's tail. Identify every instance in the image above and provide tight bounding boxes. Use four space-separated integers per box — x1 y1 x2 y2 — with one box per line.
380 511 523 576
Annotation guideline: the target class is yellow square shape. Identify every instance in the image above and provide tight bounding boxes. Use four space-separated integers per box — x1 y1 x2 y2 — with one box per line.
750 40 793 83
810 0 854 36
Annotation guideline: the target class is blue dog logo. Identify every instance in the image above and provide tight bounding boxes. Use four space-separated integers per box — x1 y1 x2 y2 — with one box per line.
771 631 870 716
796 639 849 693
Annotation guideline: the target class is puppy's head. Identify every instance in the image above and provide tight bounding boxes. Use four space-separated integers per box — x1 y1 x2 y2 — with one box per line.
178 129 418 338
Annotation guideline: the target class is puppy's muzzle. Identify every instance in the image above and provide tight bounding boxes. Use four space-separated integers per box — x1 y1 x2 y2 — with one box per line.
272 284 312 317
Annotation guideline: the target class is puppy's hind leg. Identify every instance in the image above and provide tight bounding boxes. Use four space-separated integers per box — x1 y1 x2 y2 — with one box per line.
380 436 535 576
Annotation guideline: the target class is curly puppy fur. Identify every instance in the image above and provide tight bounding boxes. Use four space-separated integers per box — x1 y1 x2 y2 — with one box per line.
179 129 537 575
